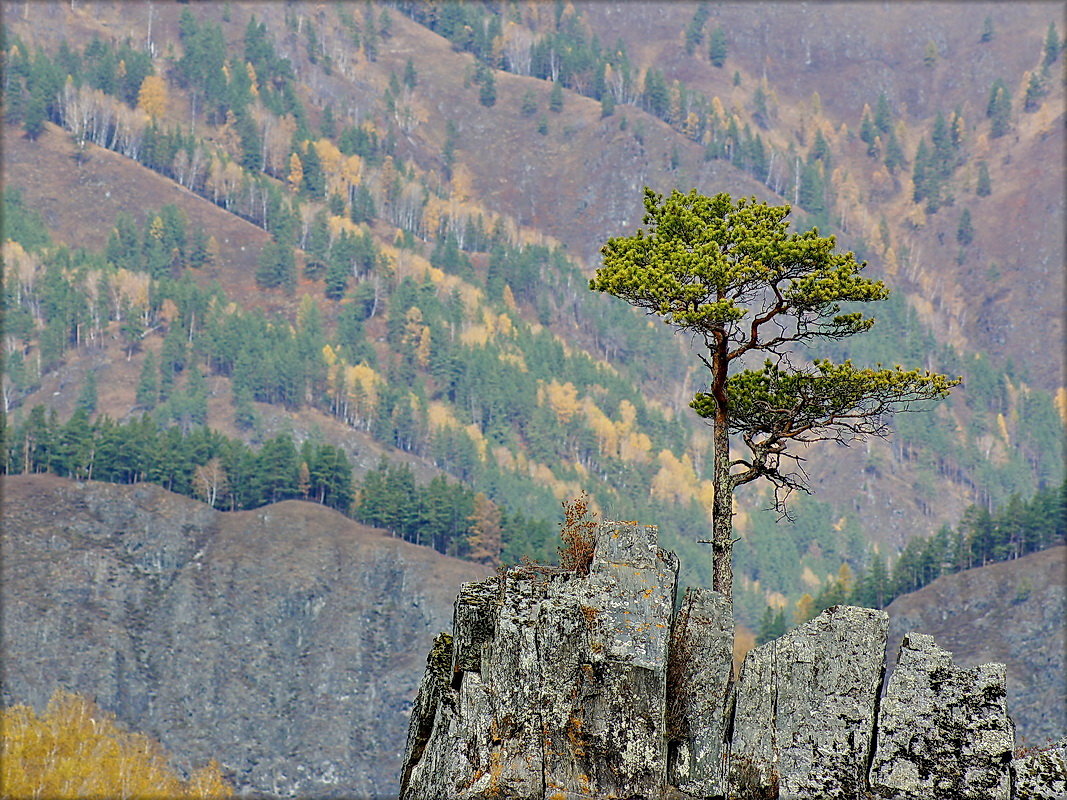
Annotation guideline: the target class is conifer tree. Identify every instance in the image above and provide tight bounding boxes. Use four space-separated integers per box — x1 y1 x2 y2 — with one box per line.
76 371 98 415
976 161 992 197
980 15 995 43
520 88 538 117
1023 70 1046 112
986 79 1011 138
956 208 974 246
1044 22 1061 67
591 189 958 598
708 28 728 67
549 80 564 112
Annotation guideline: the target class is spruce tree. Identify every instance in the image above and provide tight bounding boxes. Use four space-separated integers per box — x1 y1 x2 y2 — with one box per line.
520 88 538 117
956 208 974 246
980 15 994 43
76 372 98 415
137 352 159 409
549 80 564 113
986 79 1011 138
976 161 992 197
1024 71 1045 112
1043 22 1061 67
708 28 728 67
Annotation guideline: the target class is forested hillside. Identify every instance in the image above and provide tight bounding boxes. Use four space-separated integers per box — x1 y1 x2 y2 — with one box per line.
2 0 1063 624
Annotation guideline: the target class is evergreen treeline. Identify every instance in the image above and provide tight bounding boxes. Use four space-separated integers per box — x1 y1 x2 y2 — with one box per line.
756 481 1067 643
3 406 356 513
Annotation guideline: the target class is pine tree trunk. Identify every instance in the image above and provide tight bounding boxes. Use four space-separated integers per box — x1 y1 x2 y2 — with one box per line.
710 328 733 599
712 406 733 599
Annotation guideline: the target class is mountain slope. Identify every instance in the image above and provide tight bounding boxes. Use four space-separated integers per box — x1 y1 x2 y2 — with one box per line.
1 0 1062 621
1 474 489 798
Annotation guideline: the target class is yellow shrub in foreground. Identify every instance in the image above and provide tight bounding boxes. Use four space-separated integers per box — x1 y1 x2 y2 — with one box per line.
1 689 231 799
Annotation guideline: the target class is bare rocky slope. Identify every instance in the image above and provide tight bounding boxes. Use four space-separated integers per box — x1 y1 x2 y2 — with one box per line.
885 545 1067 747
1 474 489 798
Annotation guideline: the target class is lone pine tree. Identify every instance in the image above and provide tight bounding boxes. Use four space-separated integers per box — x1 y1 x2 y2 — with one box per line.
591 189 959 599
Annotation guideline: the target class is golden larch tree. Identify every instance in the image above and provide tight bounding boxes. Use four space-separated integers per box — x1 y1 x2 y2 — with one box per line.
137 74 168 120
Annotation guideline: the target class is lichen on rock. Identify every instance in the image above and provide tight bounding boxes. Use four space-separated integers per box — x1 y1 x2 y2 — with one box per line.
869 632 1015 800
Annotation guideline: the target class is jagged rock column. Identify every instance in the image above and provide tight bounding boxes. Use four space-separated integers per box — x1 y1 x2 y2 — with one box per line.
398 521 678 800
869 632 1014 800
725 605 889 800
666 588 734 798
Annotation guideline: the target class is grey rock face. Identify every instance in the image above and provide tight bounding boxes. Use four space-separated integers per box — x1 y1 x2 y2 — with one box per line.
869 632 1015 800
1013 738 1067 800
400 521 678 800
726 605 888 800
666 588 733 798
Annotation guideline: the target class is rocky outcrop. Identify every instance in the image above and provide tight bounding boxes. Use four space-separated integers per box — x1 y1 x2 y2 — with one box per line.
869 633 1014 800
1 475 489 798
402 522 1060 800
666 589 733 798
399 521 678 800
726 605 887 799
1013 738 1067 800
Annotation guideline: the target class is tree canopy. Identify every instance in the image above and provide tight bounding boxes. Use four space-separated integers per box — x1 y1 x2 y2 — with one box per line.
592 189 959 599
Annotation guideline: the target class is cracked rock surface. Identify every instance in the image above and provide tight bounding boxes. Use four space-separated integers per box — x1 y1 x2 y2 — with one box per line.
399 521 677 800
869 632 1015 800
726 605 888 800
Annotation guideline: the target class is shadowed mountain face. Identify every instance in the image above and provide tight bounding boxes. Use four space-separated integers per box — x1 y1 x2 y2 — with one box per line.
1 475 489 798
885 546 1067 746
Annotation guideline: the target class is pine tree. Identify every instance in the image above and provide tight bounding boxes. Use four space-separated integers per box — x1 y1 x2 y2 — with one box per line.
986 79 1011 138
859 111 878 157
592 190 957 598
256 240 296 292
956 208 974 246
477 63 496 107
874 92 893 134
642 68 669 119
1023 70 1045 112
520 88 538 117
708 27 728 67
912 138 931 203
300 142 326 198
1044 22 1061 67
883 127 905 173
600 92 615 118
76 371 98 415
549 80 564 113
976 161 992 196
980 15 995 43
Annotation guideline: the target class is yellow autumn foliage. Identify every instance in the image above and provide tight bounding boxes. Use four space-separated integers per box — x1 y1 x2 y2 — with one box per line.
464 423 488 461
426 401 459 431
650 449 701 505
543 380 579 424
137 74 168 120
1 689 231 799
460 324 490 347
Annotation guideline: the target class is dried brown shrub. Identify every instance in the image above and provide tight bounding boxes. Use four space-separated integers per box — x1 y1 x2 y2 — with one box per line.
557 491 597 575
